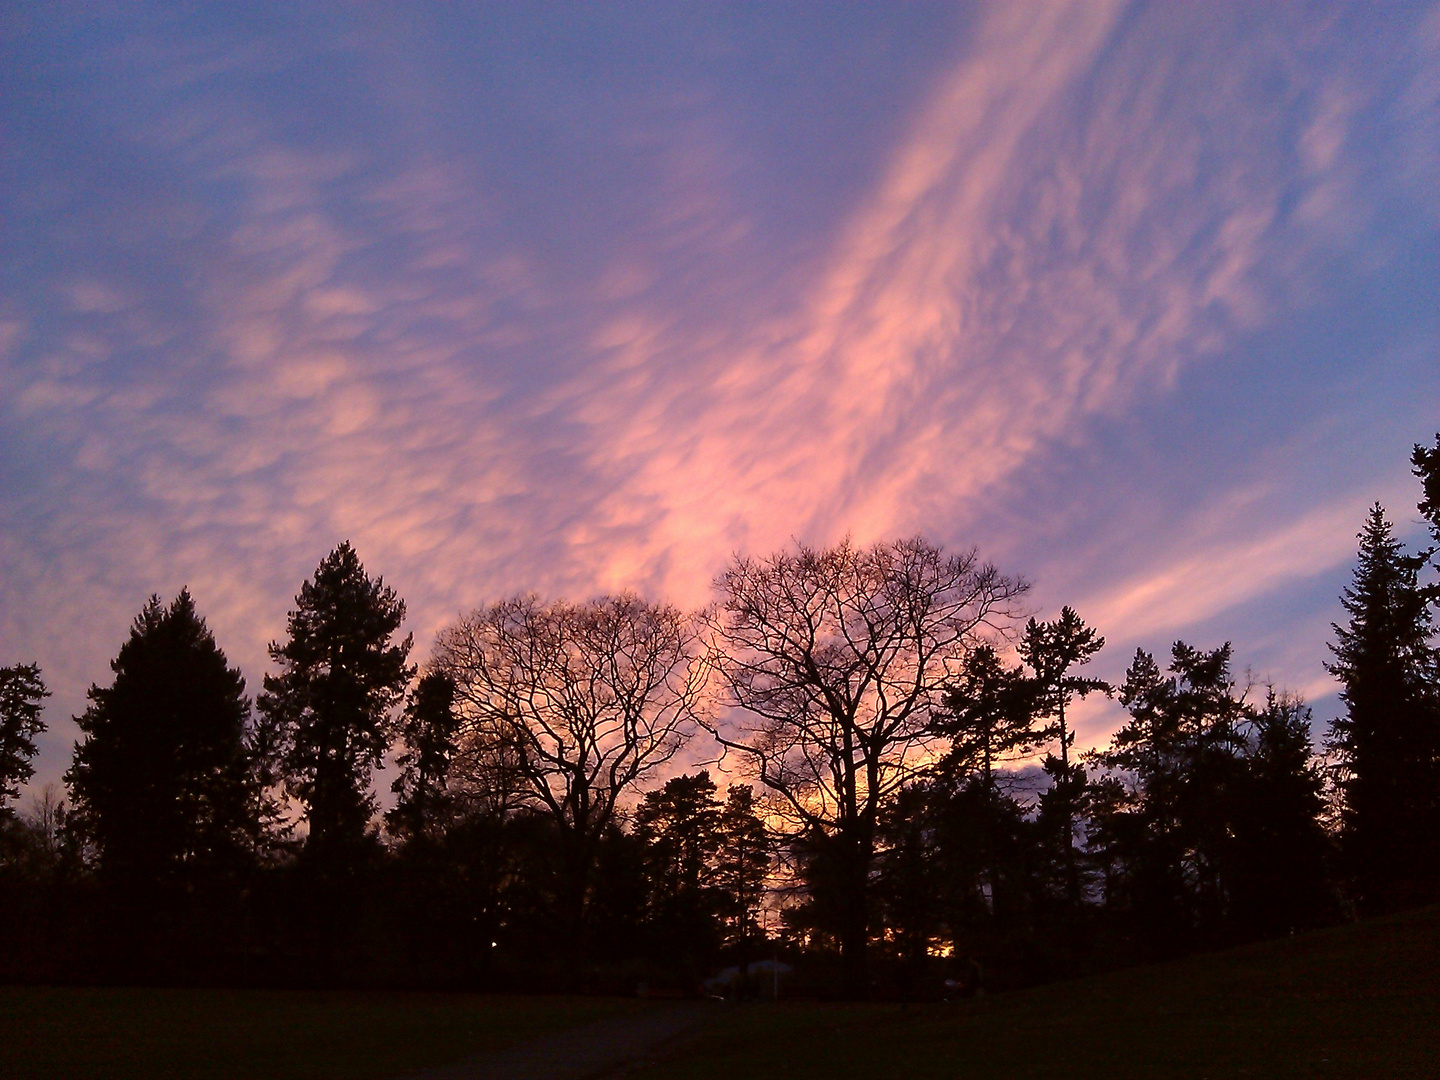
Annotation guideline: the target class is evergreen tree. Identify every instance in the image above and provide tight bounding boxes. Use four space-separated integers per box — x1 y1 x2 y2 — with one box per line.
1088 644 1245 951
714 784 769 954
0 664 48 815
1415 433 1440 549
387 670 461 844
1092 643 1331 951
1019 607 1109 904
932 645 1037 930
1326 505 1440 912
259 543 413 866
874 783 945 988
1229 690 1333 937
937 645 1036 793
65 591 258 882
635 771 725 964
1415 433 1440 610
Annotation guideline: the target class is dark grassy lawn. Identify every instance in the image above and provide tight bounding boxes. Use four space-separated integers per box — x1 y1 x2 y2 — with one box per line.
642 907 1440 1080
0 986 638 1080
1 909 1435 1079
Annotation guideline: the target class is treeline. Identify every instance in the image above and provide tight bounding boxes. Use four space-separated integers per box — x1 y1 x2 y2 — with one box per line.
1 436 1437 998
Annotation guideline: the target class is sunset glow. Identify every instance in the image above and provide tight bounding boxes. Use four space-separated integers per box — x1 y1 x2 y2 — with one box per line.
2 2 1437 795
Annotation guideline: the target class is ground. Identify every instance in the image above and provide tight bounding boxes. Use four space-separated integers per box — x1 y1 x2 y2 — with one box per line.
643 907 1440 1080
0 908 1436 1080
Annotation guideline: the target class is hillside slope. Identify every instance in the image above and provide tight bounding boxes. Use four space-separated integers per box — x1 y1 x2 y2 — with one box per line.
643 908 1440 1080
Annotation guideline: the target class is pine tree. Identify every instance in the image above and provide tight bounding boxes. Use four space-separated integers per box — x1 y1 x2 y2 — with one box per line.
0 664 48 815
1019 607 1109 904
937 645 1036 793
933 645 1037 926
65 591 258 882
714 784 769 954
1326 505 1440 912
387 670 461 845
635 771 725 963
1415 433 1440 611
1414 433 1440 548
1089 643 1249 951
259 543 413 867
1229 691 1333 937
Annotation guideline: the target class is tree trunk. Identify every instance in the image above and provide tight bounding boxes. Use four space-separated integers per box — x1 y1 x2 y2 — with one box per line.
835 830 872 998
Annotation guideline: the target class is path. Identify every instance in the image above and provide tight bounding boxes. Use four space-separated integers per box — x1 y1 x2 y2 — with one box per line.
397 1003 710 1080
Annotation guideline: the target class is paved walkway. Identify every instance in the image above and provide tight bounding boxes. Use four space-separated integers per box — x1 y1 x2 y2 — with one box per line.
397 1003 710 1080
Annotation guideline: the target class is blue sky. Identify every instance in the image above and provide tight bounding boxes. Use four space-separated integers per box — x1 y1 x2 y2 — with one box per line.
2 1 1437 795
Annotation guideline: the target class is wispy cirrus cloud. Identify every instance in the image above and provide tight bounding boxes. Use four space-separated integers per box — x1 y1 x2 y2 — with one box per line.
1 2 1436 788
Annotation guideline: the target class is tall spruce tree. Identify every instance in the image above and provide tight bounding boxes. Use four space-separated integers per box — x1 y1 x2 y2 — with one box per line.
259 543 413 867
387 670 461 844
635 771 726 964
1416 433 1440 609
0 664 48 816
932 645 1037 927
1326 505 1440 912
1091 643 1328 951
1019 607 1109 904
1229 690 1333 937
714 784 769 954
65 591 257 882
1415 433 1440 548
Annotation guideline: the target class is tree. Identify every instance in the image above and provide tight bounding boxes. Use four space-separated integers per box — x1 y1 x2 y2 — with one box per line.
705 536 1025 993
1089 642 1315 952
387 671 461 844
714 784 770 956
0 664 48 815
634 771 725 966
931 645 1037 928
1018 607 1109 904
1229 690 1333 937
1325 505 1440 912
259 542 413 866
1415 433 1440 549
1415 433 1440 610
66 591 258 882
436 593 702 937
873 782 946 984
935 645 1035 794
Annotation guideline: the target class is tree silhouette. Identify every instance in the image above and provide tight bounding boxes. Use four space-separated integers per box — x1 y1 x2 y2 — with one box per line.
0 664 48 815
436 593 702 939
936 645 1036 793
1229 690 1333 937
931 645 1037 930
705 537 1025 994
1019 607 1109 905
66 591 258 883
1326 505 1440 912
635 771 725 969
259 542 413 867
1089 642 1330 951
714 784 770 956
387 670 461 844
1415 433 1440 549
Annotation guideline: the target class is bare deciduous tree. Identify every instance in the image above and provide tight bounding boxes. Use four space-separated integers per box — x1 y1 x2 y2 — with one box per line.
704 536 1026 990
435 593 704 932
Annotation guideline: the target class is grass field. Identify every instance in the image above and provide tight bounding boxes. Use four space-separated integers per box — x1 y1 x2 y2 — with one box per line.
645 906 1440 1080
0 986 638 1080
1 908 1436 1080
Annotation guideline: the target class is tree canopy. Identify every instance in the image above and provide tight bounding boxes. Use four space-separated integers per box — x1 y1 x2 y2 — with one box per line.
0 663 48 814
258 542 413 866
65 591 257 882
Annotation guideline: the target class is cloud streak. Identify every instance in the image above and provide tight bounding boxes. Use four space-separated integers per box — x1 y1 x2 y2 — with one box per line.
1 1 1436 790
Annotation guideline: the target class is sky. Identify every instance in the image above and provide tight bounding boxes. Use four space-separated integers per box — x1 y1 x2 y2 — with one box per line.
2 1 1438 799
